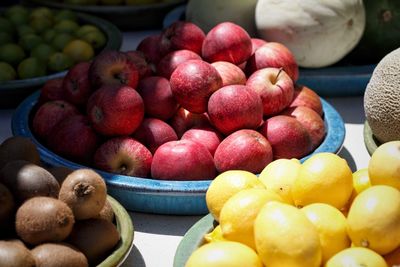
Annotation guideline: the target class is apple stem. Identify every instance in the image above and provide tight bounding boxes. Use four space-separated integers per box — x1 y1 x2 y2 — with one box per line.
274 67 284 84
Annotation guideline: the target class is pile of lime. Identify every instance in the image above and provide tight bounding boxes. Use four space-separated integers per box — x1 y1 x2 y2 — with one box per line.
0 5 107 82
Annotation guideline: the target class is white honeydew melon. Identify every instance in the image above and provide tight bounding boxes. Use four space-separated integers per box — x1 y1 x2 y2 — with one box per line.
185 0 258 36
255 0 366 68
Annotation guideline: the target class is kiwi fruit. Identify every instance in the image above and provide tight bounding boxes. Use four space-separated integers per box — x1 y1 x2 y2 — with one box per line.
94 198 115 222
0 182 14 225
59 169 107 220
32 242 88 267
0 240 35 267
47 165 74 185
0 136 40 169
16 196 75 245
0 160 60 203
68 218 120 265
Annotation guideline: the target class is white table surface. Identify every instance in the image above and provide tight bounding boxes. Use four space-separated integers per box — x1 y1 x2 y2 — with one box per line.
0 31 372 267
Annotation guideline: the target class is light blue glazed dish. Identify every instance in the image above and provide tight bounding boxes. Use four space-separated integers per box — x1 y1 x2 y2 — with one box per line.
12 90 345 215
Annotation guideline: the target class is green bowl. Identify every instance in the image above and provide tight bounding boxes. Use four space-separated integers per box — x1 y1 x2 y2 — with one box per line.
100 195 134 267
363 120 381 156
22 0 186 30
0 11 122 109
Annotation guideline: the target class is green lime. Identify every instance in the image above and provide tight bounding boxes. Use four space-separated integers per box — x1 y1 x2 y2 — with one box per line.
5 5 29 18
54 9 77 23
0 62 17 82
31 17 53 34
54 19 80 34
63 39 94 63
18 57 47 79
31 43 56 62
7 12 29 25
30 7 54 22
0 32 13 46
64 0 97 5
0 43 25 67
0 17 15 36
19 34 43 51
17 25 35 37
47 52 74 72
81 30 106 50
42 29 57 43
51 33 74 51
75 24 99 38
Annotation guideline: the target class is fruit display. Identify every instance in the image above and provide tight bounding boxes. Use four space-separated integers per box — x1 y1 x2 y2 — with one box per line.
27 20 331 183
180 141 400 267
0 136 134 266
0 5 108 82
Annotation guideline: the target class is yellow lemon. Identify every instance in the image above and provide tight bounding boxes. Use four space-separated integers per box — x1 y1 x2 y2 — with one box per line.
292 152 353 209
204 225 226 243
254 201 322 267
369 141 400 190
325 247 387 267
347 185 400 255
301 203 351 264
206 170 264 221
258 158 301 204
352 168 371 195
219 188 282 250
185 241 263 267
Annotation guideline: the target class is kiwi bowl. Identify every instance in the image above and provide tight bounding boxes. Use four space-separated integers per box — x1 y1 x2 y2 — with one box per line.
0 10 122 109
12 90 345 215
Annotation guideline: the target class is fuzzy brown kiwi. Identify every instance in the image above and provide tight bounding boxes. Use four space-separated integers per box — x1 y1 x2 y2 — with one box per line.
59 169 107 220
0 160 60 203
16 196 75 245
0 183 14 225
0 240 36 267
67 218 120 265
32 242 89 267
94 198 115 222
0 136 40 169
47 165 74 185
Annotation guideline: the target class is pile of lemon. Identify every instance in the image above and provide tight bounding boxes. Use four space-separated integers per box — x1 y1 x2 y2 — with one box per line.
186 141 400 267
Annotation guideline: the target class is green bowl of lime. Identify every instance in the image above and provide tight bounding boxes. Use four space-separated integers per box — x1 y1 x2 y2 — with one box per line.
0 6 122 108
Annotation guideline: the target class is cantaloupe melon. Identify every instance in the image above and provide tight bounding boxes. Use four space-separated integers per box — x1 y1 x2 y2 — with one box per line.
364 48 400 143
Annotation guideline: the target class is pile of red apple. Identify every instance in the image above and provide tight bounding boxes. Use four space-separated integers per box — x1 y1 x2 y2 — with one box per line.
31 21 325 181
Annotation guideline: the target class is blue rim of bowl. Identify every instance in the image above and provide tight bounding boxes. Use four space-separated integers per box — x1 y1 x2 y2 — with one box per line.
12 90 345 196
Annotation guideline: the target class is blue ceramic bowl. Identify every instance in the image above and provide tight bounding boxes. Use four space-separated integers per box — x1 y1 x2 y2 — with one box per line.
12 91 345 215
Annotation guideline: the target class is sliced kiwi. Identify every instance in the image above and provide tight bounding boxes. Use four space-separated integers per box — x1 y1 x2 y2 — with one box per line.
68 218 120 265
0 240 35 267
16 196 75 245
59 169 107 220
0 136 40 169
32 242 88 267
0 160 60 203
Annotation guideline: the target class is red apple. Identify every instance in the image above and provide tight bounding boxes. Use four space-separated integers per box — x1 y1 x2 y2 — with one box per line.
156 49 202 79
125 50 154 79
246 42 299 82
202 22 252 65
159 21 205 56
136 76 179 120
251 38 267 54
214 129 273 173
62 62 92 106
281 106 326 150
170 59 222 113
151 140 216 180
290 84 323 116
38 77 65 104
208 84 263 135
87 85 144 136
181 126 223 156
136 34 163 64
169 107 211 138
132 117 178 154
32 100 80 141
246 67 294 116
89 50 139 90
211 61 246 86
259 115 312 159
47 114 100 164
93 136 152 177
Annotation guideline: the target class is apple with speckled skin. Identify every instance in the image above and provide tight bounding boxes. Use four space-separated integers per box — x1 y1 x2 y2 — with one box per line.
151 140 216 180
94 136 152 177
157 49 201 79
38 77 65 104
125 50 154 79
290 84 323 116
211 61 247 87
63 62 92 106
181 126 223 156
214 129 273 173
169 107 211 138
136 34 163 64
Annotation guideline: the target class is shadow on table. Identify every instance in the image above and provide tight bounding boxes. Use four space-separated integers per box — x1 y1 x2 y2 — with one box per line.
338 146 357 172
130 213 203 236
120 244 146 267
325 96 365 124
